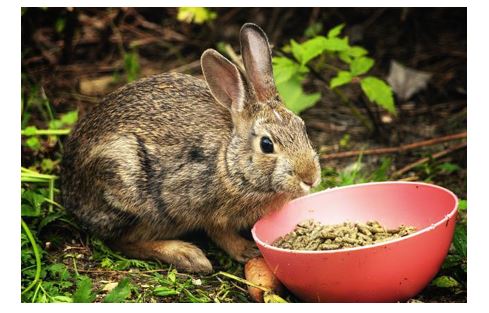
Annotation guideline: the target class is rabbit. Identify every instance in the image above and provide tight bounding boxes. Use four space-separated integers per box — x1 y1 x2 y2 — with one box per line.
60 23 321 273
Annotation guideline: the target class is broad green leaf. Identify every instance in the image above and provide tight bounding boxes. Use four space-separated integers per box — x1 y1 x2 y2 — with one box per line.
338 51 352 64
322 37 350 52
272 57 303 84
51 295 73 303
60 110 78 125
330 71 352 89
21 190 45 216
23 126 37 136
327 24 345 38
431 275 460 288
73 276 96 303
360 76 396 115
103 277 132 303
177 7 217 24
153 286 180 297
290 39 305 64
453 224 467 259
298 37 330 65
39 211 66 231
48 263 71 280
348 46 368 58
350 57 374 76
276 76 321 115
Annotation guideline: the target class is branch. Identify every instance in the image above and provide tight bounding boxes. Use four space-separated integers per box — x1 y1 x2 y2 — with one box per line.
321 131 467 160
392 142 467 178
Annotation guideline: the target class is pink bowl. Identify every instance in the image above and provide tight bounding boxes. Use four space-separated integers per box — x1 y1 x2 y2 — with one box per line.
252 182 458 302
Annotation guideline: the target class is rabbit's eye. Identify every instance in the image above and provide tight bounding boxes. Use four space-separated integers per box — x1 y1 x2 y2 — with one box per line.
260 136 274 154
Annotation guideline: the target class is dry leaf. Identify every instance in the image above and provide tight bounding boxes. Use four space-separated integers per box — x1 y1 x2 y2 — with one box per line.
387 60 432 101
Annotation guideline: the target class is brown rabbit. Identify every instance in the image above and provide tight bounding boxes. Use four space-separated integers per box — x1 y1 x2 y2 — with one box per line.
60 23 321 273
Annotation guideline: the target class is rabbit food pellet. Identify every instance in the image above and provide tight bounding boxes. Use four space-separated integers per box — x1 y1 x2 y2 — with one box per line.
272 219 416 251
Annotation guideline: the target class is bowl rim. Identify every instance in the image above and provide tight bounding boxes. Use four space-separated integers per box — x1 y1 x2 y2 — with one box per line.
251 181 459 255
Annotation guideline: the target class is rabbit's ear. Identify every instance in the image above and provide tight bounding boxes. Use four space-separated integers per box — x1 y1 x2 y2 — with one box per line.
240 23 277 103
201 49 246 113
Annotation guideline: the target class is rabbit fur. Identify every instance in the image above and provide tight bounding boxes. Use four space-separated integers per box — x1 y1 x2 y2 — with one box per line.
61 23 321 273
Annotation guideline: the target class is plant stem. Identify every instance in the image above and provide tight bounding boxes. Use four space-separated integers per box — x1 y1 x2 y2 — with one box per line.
216 271 269 292
21 219 42 295
21 129 71 136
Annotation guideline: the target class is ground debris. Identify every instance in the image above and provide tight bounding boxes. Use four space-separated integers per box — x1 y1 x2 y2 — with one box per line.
272 219 416 251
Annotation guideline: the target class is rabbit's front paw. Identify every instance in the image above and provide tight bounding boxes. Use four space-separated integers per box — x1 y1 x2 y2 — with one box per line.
208 229 261 263
156 240 214 273
231 239 261 263
115 240 213 274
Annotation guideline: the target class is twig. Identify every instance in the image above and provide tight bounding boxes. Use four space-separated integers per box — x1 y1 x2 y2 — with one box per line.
392 142 466 178
223 44 245 73
321 131 467 160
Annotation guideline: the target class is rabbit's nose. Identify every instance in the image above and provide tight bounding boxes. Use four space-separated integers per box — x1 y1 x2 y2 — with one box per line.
302 177 321 188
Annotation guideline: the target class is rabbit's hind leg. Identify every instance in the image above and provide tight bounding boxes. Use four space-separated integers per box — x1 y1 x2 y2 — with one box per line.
110 240 213 274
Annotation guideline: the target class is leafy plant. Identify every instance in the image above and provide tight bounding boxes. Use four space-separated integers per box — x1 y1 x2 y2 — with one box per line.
177 7 217 25
103 278 133 303
123 50 140 83
272 23 395 117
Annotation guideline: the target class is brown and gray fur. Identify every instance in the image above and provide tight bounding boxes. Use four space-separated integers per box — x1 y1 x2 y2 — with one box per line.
60 23 321 273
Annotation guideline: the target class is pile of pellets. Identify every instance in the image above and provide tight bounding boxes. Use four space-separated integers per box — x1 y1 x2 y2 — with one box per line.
272 219 417 251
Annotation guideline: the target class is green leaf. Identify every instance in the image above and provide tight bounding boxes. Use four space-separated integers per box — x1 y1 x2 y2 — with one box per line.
153 286 180 297
41 158 55 172
442 254 462 269
39 211 66 231
48 263 71 280
330 71 352 89
60 111 78 126
350 57 374 76
23 126 38 136
453 224 467 259
431 275 460 288
25 136 41 150
322 37 350 52
21 190 45 216
177 7 217 24
51 295 73 303
360 76 396 115
438 162 460 174
73 276 96 303
167 269 177 283
103 278 132 303
338 51 352 64
272 57 303 84
290 39 305 64
124 50 140 83
276 75 321 115
304 22 323 38
348 46 368 58
291 36 349 66
458 199 467 211
327 24 345 38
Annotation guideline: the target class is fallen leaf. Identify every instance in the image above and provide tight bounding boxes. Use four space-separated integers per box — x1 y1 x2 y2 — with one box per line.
102 282 119 292
387 60 432 101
